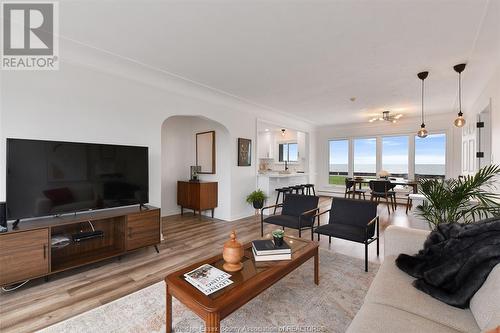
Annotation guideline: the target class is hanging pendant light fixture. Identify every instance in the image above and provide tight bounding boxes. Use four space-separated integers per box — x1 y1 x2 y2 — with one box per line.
417 71 429 138
453 63 466 127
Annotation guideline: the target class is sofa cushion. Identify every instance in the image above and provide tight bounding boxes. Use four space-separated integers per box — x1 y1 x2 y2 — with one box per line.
347 302 462 333
364 255 480 333
470 264 500 331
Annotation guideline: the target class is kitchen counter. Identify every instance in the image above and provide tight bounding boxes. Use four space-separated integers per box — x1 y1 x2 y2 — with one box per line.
257 173 310 205
257 172 309 178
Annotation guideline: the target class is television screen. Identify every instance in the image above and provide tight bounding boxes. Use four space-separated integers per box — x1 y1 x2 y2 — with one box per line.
6 139 149 220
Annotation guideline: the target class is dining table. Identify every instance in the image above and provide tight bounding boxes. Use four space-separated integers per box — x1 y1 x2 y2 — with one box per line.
352 177 419 194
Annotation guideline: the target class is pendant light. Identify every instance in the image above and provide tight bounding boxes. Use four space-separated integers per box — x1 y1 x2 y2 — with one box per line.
417 71 429 138
453 63 466 127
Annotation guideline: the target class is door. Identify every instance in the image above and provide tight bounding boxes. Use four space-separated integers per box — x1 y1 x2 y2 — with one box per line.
0 229 49 285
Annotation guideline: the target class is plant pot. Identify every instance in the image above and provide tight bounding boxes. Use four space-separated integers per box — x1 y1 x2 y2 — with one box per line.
253 200 264 209
273 236 284 247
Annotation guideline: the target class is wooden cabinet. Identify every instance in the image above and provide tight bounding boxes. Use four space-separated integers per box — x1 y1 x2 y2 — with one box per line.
0 206 160 287
126 209 160 250
0 229 49 285
177 181 218 217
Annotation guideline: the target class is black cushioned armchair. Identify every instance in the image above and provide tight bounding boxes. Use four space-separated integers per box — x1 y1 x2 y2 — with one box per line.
314 197 379 271
261 193 320 240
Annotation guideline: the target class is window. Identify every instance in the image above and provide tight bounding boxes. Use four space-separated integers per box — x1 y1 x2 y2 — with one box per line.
382 136 409 178
278 143 298 162
354 138 376 177
329 140 349 185
415 133 446 179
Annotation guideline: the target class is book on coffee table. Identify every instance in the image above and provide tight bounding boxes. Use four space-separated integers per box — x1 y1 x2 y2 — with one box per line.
252 247 292 261
252 240 291 255
184 264 233 295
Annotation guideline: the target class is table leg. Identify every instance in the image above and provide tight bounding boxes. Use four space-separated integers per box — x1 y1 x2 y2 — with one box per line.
314 248 319 285
413 184 418 194
205 312 221 333
166 284 172 333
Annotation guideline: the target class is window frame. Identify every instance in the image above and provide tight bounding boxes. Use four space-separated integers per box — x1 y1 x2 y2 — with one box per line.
326 131 448 187
278 142 299 162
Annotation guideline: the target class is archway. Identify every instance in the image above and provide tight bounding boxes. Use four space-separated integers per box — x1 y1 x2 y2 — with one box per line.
160 115 231 220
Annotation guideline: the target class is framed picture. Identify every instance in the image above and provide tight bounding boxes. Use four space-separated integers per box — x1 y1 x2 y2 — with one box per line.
196 131 216 174
237 138 252 166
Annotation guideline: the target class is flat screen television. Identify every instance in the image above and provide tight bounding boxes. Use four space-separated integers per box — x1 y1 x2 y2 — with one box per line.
6 138 149 221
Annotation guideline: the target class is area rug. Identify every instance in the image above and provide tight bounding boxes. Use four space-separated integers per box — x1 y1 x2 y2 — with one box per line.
39 251 378 333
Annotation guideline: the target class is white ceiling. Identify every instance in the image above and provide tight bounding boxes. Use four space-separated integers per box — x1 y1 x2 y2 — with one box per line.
61 0 500 125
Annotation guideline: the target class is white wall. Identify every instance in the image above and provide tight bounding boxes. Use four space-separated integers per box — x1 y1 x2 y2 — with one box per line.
0 45 315 221
315 112 462 192
161 116 231 219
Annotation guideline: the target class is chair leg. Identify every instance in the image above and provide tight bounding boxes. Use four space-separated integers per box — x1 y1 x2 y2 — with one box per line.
261 219 264 237
312 186 316 196
329 236 331 244
365 242 368 272
385 197 390 215
317 233 320 241
273 192 280 214
377 237 380 256
311 227 314 241
299 229 302 238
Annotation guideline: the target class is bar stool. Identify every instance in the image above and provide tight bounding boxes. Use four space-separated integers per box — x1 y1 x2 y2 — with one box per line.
302 184 316 196
291 185 305 195
274 187 292 214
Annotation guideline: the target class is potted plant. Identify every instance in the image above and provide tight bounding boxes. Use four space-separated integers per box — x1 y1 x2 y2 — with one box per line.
416 164 500 230
246 189 267 209
272 229 285 247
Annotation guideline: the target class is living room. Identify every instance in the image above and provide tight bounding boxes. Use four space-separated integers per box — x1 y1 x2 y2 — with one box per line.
0 1 499 332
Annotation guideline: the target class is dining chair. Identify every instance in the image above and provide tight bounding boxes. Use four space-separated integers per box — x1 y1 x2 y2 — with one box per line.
369 180 395 214
345 178 366 200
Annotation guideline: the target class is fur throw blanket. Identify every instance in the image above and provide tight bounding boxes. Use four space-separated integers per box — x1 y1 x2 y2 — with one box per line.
396 218 500 308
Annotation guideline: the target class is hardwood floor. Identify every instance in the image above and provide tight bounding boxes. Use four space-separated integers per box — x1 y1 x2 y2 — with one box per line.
0 197 428 333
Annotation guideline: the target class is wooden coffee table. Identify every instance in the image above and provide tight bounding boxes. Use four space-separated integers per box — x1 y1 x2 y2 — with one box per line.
165 236 319 332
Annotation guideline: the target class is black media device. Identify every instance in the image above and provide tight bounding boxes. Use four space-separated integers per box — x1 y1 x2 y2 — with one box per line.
0 202 6 232
6 138 149 222
72 230 104 242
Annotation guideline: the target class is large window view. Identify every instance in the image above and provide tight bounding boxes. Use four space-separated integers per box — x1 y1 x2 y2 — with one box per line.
415 133 446 179
327 132 446 187
354 138 376 177
382 136 409 178
329 140 349 185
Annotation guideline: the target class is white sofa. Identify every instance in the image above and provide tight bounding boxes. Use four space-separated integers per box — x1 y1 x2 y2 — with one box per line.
347 226 500 333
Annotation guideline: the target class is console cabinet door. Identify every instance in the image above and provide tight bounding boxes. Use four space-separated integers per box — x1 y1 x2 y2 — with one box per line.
126 210 160 251
0 229 49 285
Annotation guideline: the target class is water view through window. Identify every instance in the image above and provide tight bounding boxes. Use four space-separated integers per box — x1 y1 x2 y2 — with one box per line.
382 136 409 177
329 140 348 185
354 138 376 177
415 133 446 179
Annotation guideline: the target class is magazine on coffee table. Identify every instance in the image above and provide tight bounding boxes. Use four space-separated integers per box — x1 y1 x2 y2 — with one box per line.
184 264 233 295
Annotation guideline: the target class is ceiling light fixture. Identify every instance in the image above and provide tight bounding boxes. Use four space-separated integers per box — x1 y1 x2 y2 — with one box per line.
368 111 402 123
281 129 286 136
417 71 429 138
453 63 466 128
